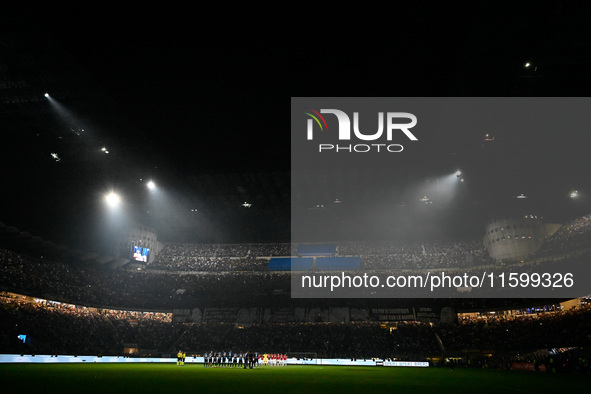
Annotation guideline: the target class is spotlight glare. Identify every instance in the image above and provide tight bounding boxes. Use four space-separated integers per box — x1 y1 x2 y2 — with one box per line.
105 192 121 207
147 181 155 190
44 93 49 98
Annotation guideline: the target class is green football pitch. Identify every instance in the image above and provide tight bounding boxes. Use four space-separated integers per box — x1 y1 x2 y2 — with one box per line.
1 364 589 394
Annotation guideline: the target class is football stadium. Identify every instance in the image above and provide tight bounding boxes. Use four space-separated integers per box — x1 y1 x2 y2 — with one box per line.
2 4 591 394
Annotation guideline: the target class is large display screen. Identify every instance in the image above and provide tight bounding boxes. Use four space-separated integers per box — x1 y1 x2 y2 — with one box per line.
131 245 150 262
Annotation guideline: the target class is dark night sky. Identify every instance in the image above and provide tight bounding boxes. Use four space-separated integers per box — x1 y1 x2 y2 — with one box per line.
2 4 591 251
28 8 290 174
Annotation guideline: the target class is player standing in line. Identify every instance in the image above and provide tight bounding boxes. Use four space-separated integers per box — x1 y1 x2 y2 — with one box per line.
177 350 182 366
182 351 186 366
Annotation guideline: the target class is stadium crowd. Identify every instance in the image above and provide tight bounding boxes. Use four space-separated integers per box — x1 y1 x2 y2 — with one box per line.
2 232 591 309
1 213 591 372
127 214 591 274
533 214 591 257
147 238 492 273
342 239 491 270
1 292 590 369
148 243 292 271
0 248 294 309
437 302 591 354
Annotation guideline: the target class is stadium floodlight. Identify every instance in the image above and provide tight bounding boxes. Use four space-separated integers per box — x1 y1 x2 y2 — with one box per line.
570 190 579 199
44 93 50 98
524 62 531 68
455 170 462 177
105 192 121 207
242 202 252 208
147 181 156 190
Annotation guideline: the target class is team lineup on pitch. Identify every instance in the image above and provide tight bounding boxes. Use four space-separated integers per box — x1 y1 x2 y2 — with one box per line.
179 351 288 368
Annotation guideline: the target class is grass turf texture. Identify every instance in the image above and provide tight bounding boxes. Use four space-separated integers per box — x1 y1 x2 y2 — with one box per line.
1 364 590 394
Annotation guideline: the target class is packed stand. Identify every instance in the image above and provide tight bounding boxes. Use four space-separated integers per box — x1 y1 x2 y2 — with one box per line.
534 214 591 258
148 243 292 272
2 292 591 368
